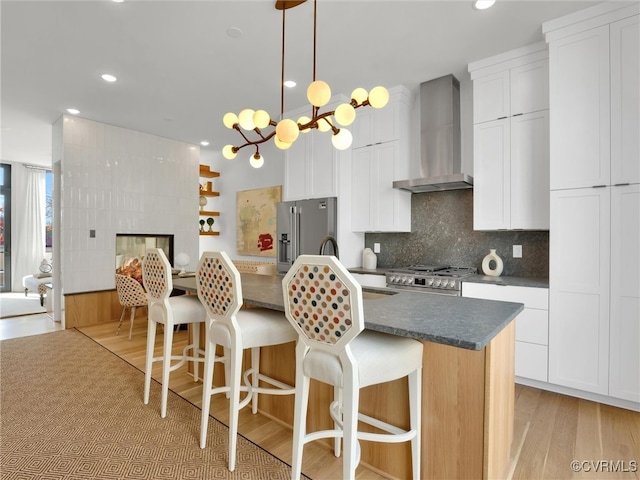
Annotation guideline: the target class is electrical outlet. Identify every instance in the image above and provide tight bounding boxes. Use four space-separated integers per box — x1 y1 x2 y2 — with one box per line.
89 229 96 238
373 243 381 254
513 245 522 258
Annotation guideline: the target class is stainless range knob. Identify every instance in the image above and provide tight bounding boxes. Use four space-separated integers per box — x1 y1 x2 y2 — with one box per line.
434 280 441 287
449 280 456 288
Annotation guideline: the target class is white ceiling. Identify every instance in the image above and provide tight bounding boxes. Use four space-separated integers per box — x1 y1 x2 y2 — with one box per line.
1 0 602 166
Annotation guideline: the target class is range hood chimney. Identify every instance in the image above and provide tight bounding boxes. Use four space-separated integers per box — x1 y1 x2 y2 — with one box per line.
393 74 473 193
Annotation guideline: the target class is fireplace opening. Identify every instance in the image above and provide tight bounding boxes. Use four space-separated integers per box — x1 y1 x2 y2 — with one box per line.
115 234 174 284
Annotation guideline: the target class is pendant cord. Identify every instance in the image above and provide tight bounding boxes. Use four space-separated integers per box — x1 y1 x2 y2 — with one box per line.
312 0 317 82
280 6 286 119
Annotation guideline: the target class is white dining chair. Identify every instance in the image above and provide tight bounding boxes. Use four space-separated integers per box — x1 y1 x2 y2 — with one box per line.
282 254 424 480
142 248 206 418
196 251 297 471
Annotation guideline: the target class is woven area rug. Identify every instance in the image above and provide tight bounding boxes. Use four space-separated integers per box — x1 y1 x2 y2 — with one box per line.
0 329 300 479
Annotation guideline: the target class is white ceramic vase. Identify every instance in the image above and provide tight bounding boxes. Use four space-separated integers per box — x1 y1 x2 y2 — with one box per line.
482 249 503 277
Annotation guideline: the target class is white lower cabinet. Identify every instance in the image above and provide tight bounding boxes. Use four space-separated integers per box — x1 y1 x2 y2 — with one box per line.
461 282 549 382
350 273 387 289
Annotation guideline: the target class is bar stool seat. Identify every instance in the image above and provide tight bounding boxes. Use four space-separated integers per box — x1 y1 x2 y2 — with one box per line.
197 251 297 472
282 255 423 480
142 248 206 418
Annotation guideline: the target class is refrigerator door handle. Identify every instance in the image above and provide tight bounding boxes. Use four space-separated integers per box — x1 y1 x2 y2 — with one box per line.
290 205 299 263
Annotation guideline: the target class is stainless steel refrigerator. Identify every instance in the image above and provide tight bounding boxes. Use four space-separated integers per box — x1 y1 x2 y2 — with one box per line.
277 197 338 274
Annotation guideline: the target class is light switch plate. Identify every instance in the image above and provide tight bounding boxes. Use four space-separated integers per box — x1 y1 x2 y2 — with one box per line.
373 243 381 253
513 245 522 258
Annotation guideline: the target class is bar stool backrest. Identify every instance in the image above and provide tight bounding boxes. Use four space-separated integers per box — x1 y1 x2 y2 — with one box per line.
196 251 242 321
283 255 364 352
142 248 173 302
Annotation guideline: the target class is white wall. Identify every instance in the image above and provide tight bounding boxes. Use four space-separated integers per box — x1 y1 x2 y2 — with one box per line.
56 115 200 294
198 141 284 263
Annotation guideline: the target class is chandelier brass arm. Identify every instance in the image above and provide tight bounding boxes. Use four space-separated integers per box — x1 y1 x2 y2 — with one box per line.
221 0 388 168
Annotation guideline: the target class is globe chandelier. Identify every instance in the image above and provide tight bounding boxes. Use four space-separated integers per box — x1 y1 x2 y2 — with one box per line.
221 0 389 169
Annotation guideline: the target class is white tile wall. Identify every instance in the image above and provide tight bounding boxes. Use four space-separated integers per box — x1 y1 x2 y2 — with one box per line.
58 115 200 294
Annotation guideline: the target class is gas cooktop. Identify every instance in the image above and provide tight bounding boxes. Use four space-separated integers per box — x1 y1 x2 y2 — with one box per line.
385 265 478 295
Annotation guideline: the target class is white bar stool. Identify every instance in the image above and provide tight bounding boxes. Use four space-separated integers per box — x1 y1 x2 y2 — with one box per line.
142 248 206 418
196 251 297 471
282 255 423 480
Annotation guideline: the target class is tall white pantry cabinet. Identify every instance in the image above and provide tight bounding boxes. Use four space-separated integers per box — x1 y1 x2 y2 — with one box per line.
544 3 639 407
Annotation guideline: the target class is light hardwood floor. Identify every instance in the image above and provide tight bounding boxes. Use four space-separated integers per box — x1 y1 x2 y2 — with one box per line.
2 313 638 479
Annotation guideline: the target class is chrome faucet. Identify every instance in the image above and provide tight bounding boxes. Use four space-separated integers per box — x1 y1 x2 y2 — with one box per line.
319 235 339 259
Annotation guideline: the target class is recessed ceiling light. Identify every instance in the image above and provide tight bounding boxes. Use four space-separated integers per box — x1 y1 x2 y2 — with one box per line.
473 0 496 10
200 141 210 147
66 108 80 115
101 73 118 82
112 0 124 3
227 27 242 39
284 80 296 88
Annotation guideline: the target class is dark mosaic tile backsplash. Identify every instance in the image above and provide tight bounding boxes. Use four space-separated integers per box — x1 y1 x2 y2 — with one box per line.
365 189 549 278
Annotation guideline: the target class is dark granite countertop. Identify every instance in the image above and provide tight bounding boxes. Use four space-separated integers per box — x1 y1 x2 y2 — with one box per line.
173 273 524 351
463 275 549 289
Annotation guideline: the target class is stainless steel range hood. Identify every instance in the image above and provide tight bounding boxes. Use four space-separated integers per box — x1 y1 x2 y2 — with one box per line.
393 74 473 193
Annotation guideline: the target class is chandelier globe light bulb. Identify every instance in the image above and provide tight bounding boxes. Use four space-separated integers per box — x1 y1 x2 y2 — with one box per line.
332 129 352 150
317 116 333 132
222 145 237 159
223 112 238 129
276 118 300 143
274 136 293 150
351 87 369 105
250 153 264 168
335 103 356 126
253 110 271 129
307 80 331 107
368 86 390 109
298 116 312 132
238 109 256 130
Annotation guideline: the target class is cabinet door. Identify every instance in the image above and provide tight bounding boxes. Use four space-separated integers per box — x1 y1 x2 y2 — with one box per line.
309 130 338 199
351 141 410 232
373 141 409 231
549 187 610 394
351 108 375 149
609 184 640 402
549 25 611 190
511 111 550 229
284 130 311 201
510 59 549 115
611 15 640 185
351 147 374 232
473 70 510 123
473 119 510 230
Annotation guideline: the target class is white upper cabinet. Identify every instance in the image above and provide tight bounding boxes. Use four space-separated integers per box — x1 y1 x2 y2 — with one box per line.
283 102 340 201
469 42 550 230
351 86 412 232
545 6 639 190
510 60 550 116
472 58 549 124
611 15 640 185
548 25 611 189
472 71 510 123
